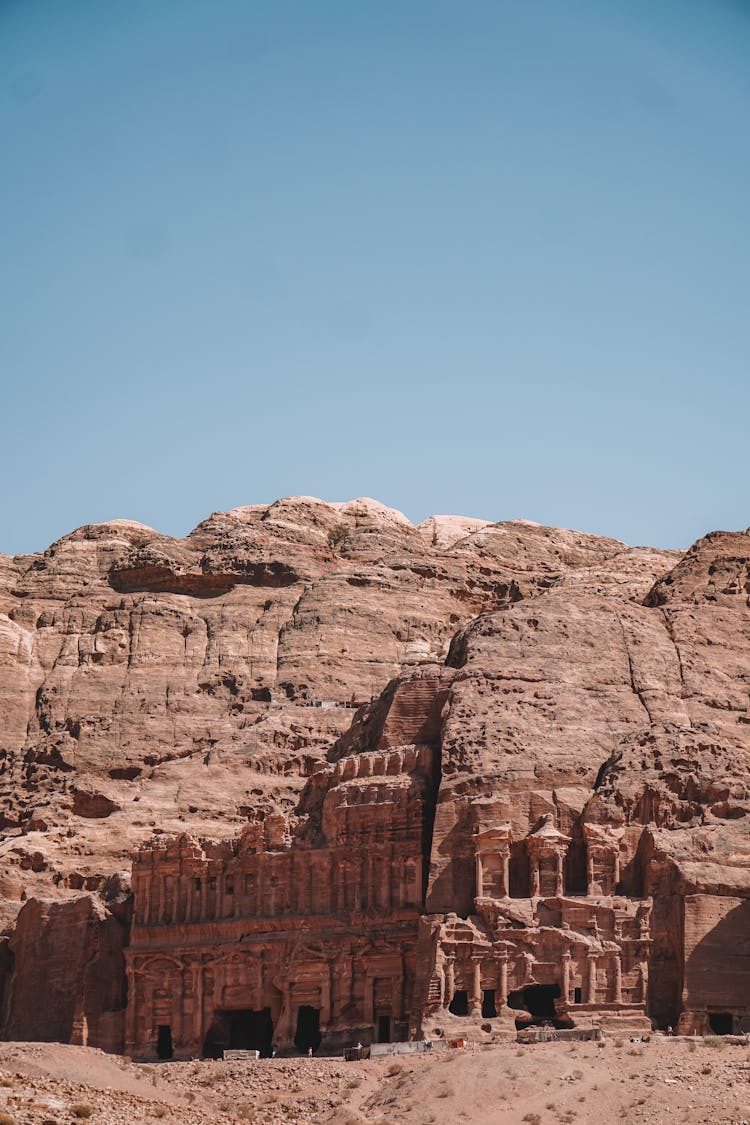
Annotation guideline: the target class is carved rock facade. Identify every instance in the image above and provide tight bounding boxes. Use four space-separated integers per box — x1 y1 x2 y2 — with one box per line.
127 723 656 1057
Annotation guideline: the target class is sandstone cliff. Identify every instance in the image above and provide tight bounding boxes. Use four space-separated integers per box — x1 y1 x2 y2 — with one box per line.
3 498 748 1049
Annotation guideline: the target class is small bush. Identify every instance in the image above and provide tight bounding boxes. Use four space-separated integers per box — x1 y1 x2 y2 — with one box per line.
347 1077 362 1089
0 1112 16 1125
0 1078 12 1088
153 1108 168 1119
522 1115 541 1125
327 524 350 552
700 1064 712 1075
71 1107 94 1120
703 1036 727 1049
385 1061 404 1077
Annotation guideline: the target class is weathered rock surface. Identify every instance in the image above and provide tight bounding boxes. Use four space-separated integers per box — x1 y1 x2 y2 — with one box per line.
3 499 750 1051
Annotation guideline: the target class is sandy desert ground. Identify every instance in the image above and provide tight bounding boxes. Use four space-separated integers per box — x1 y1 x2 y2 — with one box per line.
1 1037 750 1124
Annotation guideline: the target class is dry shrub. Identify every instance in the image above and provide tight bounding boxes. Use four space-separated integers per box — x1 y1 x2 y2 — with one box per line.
522 1115 541 1125
0 1078 12 1088
385 1061 404 1077
703 1036 727 1049
153 1108 168 1119
347 1077 362 1089
700 1064 712 1075
0 1112 15 1125
71 1107 94 1120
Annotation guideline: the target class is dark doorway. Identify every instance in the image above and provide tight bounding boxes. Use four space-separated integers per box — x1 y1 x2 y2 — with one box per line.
156 1024 173 1060
377 1015 392 1043
507 984 561 1027
448 989 468 1017
708 1012 733 1036
204 1008 274 1057
482 989 497 1018
509 842 529 898
294 1005 322 1054
564 838 588 896
574 987 582 1005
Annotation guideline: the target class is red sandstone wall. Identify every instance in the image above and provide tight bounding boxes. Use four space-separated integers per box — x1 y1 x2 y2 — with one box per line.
682 895 750 1017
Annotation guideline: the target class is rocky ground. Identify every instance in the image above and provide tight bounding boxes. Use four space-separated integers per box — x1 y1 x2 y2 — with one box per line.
1 1038 750 1124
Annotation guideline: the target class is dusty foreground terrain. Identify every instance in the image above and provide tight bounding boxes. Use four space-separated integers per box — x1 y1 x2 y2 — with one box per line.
1 1038 750 1125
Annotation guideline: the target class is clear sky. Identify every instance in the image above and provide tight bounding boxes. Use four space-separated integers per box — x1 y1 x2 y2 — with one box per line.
2 0 749 555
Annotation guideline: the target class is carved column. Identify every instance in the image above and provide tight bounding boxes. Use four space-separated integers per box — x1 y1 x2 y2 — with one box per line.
498 952 508 1006
364 975 374 1024
171 982 183 1050
392 968 404 1020
475 852 484 899
562 950 571 1002
586 953 598 1004
200 875 208 922
381 851 391 911
257 860 265 916
125 964 137 1052
529 855 540 898
321 964 331 1026
142 876 151 925
639 957 649 1005
500 849 510 898
586 851 595 896
193 965 203 1045
555 852 564 897
470 958 482 1016
613 953 622 1004
445 958 455 1009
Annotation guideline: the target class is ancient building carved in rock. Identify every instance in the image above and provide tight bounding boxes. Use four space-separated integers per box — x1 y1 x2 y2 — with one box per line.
127 749 656 1058
126 746 434 1058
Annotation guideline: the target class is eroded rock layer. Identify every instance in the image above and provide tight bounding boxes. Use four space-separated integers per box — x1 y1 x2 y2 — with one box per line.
1 499 749 1052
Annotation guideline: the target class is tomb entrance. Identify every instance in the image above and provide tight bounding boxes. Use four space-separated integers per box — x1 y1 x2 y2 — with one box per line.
294 1005 322 1054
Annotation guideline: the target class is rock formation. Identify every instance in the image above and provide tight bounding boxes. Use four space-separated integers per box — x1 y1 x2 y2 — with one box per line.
1 497 749 1054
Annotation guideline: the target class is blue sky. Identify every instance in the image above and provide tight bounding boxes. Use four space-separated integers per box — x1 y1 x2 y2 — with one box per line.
2 0 749 554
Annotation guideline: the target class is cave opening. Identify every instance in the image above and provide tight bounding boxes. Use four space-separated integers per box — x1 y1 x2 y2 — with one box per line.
708 1012 733 1036
294 1005 322 1054
377 1014 392 1043
507 984 562 1028
448 989 469 1017
156 1024 173 1060
203 1008 274 1057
